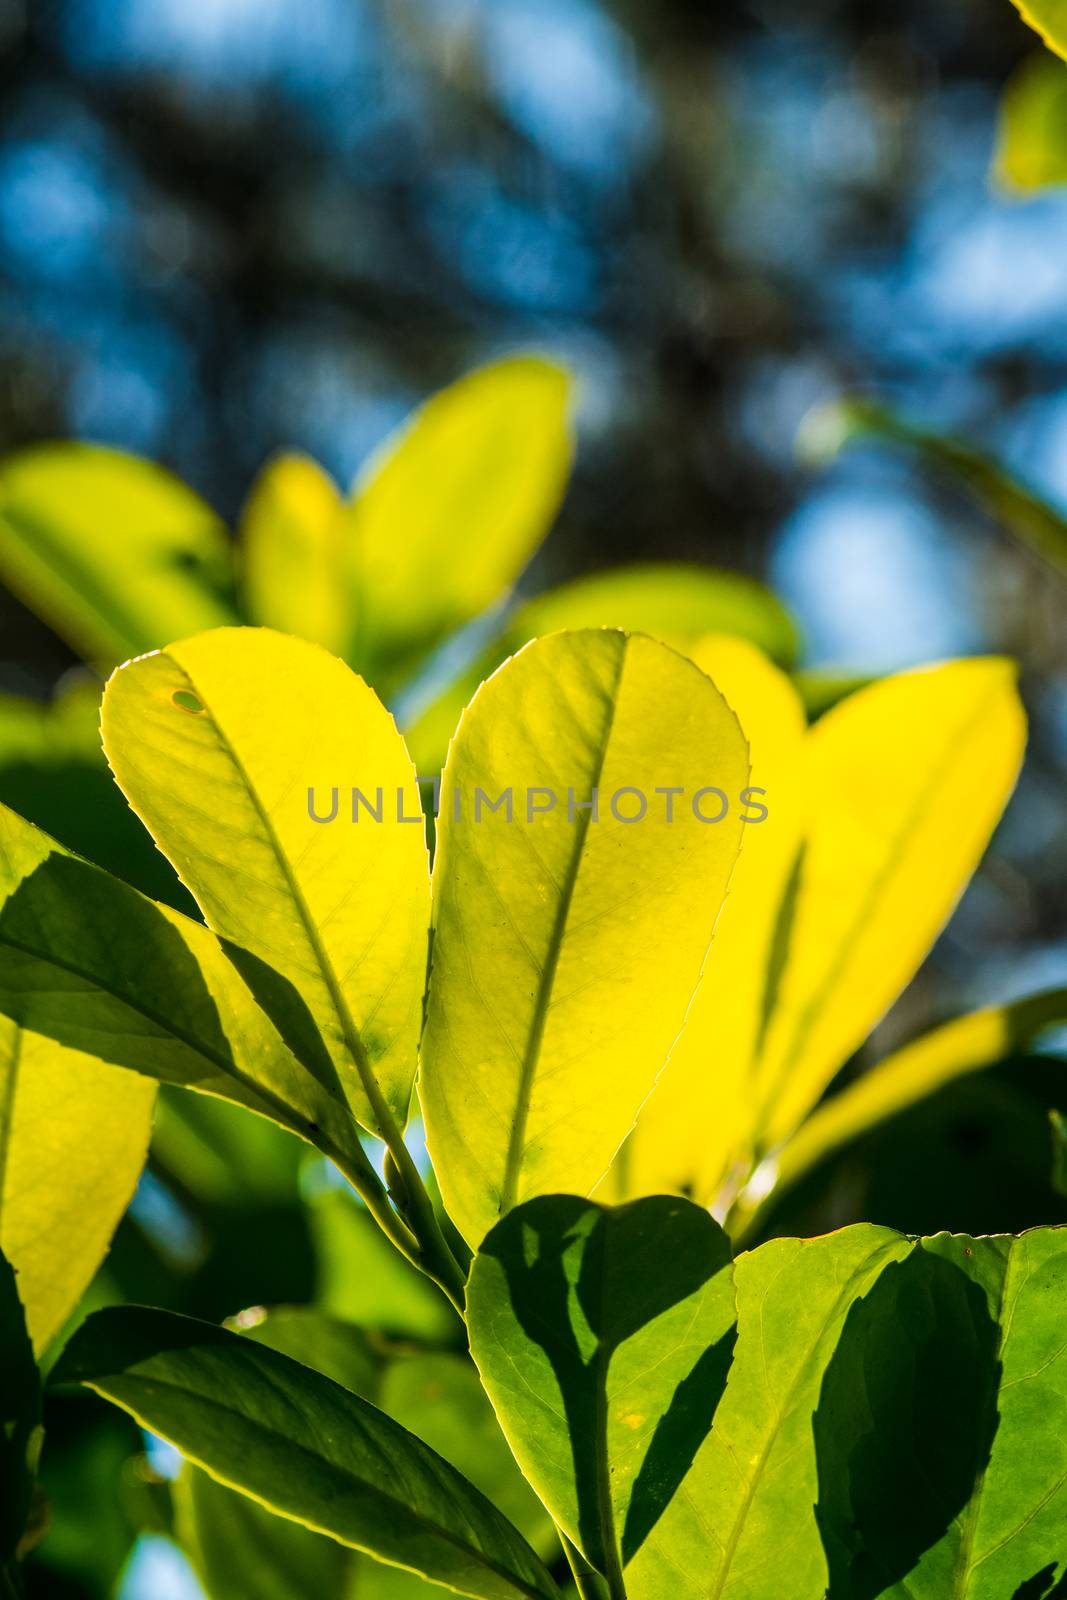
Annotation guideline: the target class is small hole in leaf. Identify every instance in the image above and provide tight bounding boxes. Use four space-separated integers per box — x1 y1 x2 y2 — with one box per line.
172 689 204 714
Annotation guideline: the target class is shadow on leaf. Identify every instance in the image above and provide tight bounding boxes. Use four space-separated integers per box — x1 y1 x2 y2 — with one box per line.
815 1245 1001 1600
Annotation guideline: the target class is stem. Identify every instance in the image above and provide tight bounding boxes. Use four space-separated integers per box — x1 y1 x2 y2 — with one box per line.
560 1533 610 1600
323 1132 466 1314
379 1122 469 1306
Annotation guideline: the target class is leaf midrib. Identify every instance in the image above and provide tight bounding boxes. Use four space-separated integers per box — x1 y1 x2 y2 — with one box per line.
499 641 627 1214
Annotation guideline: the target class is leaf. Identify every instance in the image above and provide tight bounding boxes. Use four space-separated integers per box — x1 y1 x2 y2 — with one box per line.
751 658 1026 1150
1012 0 1067 63
801 397 1067 580
404 564 797 776
765 986 1067 1207
0 799 361 1164
621 637 806 1203
54 1306 562 1600
176 1315 554 1600
621 1225 913 1600
624 1220 1067 1599
811 1229 1067 1600
239 454 351 656
467 1195 734 1588
420 629 749 1245
994 50 1067 192
101 626 431 1140
179 1306 556 1600
0 1240 42 1562
0 1017 154 1353
0 442 236 668
345 356 573 690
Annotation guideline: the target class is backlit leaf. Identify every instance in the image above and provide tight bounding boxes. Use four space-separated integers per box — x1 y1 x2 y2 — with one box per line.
345 356 572 690
240 453 351 656
420 629 749 1245
0 1016 153 1353
622 636 806 1203
752 658 1025 1150
101 627 430 1140
467 1196 734 1586
0 443 235 668
1012 0 1067 63
994 50 1067 191
54 1307 562 1600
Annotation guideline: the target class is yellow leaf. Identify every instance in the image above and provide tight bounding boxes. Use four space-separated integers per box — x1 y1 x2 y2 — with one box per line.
101 627 430 1139
994 50 1067 193
0 442 235 668
766 985 1067 1207
0 1018 154 1352
753 658 1026 1149
622 636 806 1202
240 454 350 655
420 629 749 1246
1011 0 1067 64
345 356 572 687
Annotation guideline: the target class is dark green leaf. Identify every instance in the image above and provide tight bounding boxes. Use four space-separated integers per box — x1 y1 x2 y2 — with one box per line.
53 1307 562 1600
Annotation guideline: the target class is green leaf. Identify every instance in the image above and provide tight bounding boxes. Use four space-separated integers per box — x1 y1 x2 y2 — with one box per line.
994 50 1067 191
101 626 431 1140
467 1196 734 1589
404 564 796 776
420 629 749 1245
624 1222 1067 1600
0 1241 42 1562
239 454 351 656
762 986 1067 1212
0 798 364 1165
801 397 1067 580
177 1307 555 1600
0 1016 155 1353
0 442 236 668
812 1228 1067 1600
54 1306 562 1600
345 356 573 690
1011 0 1067 63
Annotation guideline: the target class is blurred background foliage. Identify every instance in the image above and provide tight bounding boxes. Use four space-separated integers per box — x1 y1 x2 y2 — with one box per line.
2 1 1067 1596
